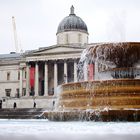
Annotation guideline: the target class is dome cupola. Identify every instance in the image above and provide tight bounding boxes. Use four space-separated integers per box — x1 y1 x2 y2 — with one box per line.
56 6 89 45
57 6 88 34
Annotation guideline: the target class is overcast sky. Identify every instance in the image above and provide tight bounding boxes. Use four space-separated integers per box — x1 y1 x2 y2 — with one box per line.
0 0 140 54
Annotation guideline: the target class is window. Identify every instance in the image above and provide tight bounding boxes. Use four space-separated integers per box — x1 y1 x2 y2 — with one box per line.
66 34 69 44
78 34 82 43
87 36 88 43
7 72 10 80
18 71 20 80
23 88 26 96
5 89 11 97
16 88 19 98
25 71 26 79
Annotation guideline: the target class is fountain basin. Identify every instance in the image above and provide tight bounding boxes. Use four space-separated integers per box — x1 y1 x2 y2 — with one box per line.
42 42 140 121
43 110 140 121
43 79 140 121
87 42 140 68
58 79 140 110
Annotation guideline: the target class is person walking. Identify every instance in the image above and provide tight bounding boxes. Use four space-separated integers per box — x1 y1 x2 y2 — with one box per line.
0 100 2 109
13 102 17 109
33 101 36 108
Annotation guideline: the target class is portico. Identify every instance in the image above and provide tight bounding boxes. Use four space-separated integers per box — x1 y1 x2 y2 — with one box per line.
22 45 83 97
25 59 78 97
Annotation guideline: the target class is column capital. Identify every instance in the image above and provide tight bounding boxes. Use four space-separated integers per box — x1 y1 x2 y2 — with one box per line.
19 67 23 70
45 61 48 64
54 60 58 63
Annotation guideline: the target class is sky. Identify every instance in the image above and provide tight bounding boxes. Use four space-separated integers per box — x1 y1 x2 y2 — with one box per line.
0 0 140 54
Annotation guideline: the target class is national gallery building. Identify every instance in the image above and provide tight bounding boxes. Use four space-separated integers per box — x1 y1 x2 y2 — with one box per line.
0 6 96 108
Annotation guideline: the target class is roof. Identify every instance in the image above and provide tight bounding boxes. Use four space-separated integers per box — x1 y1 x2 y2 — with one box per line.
0 53 21 59
24 44 86 56
57 6 88 34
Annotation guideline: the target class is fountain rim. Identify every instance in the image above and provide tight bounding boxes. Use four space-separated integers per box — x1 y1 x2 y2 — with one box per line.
60 79 140 87
88 42 140 46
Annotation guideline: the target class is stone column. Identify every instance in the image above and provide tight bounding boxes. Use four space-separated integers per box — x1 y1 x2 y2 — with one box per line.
19 67 23 97
35 62 39 96
84 62 88 81
44 61 48 96
54 61 58 95
74 60 78 82
26 63 30 96
64 60 68 83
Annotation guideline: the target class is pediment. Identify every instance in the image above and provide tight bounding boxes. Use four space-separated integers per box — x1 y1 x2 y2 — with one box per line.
29 45 85 56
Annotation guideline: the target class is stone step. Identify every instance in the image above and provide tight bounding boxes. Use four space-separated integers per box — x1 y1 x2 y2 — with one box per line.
0 108 45 112
0 108 46 119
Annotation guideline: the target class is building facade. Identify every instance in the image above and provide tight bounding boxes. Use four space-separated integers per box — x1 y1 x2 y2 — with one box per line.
0 6 95 109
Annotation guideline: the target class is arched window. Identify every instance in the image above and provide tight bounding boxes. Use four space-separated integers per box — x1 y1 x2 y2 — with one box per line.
66 34 69 44
7 72 10 80
78 34 82 43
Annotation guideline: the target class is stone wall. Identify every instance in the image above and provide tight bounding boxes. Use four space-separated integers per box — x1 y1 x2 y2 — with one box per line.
57 31 88 45
0 65 20 97
1 96 56 110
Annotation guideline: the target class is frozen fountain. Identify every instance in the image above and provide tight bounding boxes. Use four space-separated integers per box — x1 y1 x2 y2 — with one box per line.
43 42 140 121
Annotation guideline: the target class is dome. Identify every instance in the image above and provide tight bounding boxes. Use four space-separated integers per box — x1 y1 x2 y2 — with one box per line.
57 6 88 34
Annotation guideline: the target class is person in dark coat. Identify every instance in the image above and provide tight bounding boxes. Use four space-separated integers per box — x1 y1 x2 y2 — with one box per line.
33 102 36 108
13 102 17 109
0 100 2 109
